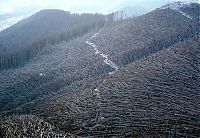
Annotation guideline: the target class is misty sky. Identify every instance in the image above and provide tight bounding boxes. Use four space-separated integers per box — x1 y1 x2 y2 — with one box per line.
0 0 123 14
0 0 197 15
0 0 198 31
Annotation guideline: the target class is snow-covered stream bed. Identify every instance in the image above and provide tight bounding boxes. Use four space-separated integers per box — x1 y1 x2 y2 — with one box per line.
85 31 119 75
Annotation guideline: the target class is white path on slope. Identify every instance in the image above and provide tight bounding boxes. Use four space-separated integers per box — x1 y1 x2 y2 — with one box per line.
160 2 193 19
85 31 120 123
85 31 119 75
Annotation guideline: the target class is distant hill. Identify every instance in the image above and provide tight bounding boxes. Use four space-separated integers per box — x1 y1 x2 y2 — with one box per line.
0 9 105 70
0 10 32 32
0 15 24 32
0 9 105 55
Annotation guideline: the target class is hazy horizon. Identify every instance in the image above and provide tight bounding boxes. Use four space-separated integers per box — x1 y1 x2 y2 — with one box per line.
0 0 198 31
1 0 198 15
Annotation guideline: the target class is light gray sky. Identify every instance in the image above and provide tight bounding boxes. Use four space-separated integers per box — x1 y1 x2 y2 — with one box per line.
0 0 197 15
0 0 125 14
0 0 198 31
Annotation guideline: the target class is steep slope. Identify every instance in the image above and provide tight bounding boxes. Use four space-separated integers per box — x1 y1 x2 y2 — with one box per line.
0 28 116 117
37 35 199 137
92 2 199 67
78 36 199 137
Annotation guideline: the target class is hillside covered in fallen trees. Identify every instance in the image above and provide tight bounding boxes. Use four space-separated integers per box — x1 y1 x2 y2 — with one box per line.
0 1 199 138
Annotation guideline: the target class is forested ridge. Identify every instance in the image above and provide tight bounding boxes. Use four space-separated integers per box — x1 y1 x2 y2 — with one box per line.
0 2 199 138
0 10 106 70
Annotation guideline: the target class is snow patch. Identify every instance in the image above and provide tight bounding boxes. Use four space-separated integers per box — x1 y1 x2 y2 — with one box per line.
91 32 99 38
85 31 119 75
104 58 119 71
100 53 108 58
39 73 43 76
108 71 116 75
160 1 193 19
94 88 101 98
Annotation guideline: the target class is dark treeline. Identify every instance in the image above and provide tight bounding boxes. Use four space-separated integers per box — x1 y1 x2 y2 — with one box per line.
115 26 199 66
107 10 130 23
0 11 106 54
0 13 105 70
0 11 105 70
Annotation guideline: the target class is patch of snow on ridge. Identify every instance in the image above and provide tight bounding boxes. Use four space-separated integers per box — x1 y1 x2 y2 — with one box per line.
160 1 193 19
